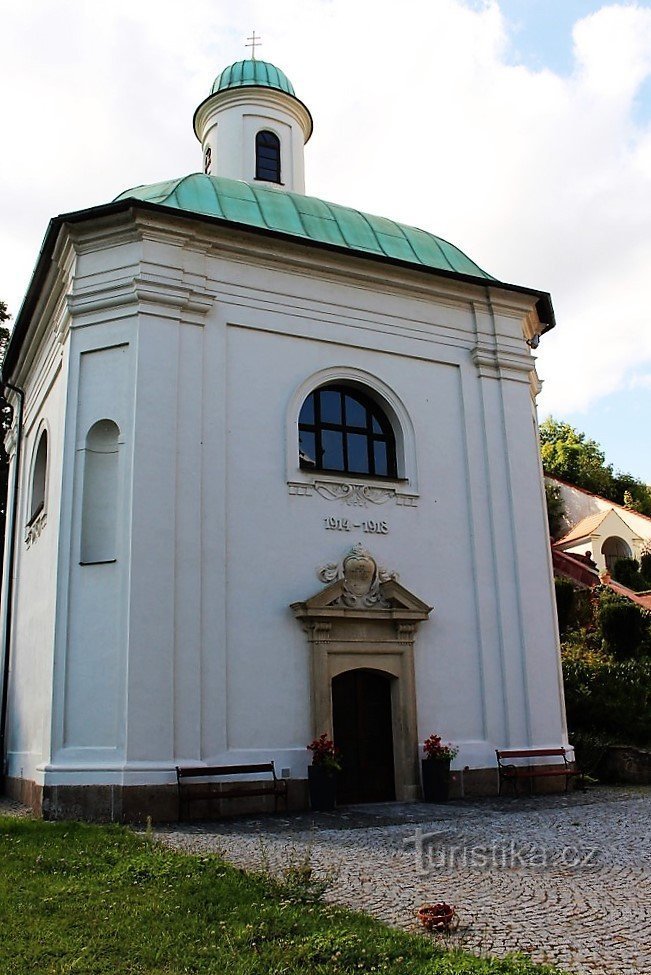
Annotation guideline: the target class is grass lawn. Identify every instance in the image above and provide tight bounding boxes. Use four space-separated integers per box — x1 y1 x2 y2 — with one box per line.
0 816 564 975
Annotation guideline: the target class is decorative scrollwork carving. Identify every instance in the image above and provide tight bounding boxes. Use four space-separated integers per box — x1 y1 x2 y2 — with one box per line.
313 481 394 507
318 542 398 608
287 478 418 507
24 510 47 548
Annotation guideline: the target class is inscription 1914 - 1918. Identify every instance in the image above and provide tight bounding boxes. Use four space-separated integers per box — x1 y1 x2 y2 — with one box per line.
324 516 389 534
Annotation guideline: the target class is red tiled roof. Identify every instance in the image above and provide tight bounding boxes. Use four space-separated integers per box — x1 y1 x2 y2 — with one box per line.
551 548 651 609
555 510 610 546
608 581 651 610
551 549 600 587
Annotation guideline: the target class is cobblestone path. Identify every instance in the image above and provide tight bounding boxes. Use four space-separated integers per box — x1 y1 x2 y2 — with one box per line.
157 786 651 975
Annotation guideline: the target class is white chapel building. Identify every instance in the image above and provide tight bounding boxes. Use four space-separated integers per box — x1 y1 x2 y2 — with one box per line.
0 58 568 820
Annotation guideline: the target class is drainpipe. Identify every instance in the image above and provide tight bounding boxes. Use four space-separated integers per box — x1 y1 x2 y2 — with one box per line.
0 381 25 790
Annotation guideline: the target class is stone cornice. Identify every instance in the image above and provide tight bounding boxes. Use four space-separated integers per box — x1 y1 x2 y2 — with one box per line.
67 210 542 344
194 85 313 142
67 274 213 327
472 342 535 383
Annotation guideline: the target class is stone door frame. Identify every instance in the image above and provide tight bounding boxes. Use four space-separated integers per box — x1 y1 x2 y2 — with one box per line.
292 576 432 802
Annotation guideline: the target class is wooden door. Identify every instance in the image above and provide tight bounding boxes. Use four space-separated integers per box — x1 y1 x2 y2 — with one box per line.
332 669 395 804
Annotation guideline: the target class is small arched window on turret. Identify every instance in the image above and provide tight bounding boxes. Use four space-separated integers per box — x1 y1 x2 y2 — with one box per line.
255 130 281 183
28 430 48 524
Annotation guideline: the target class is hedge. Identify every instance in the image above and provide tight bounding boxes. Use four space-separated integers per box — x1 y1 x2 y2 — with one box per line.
562 644 651 747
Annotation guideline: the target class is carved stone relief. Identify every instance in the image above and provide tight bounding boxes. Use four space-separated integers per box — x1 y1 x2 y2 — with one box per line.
314 482 394 506
317 542 398 608
288 478 418 507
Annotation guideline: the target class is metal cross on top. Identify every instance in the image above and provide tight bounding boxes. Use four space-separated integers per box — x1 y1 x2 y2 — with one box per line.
245 31 261 59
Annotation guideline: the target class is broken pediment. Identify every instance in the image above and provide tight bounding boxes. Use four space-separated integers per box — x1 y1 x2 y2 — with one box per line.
291 543 433 621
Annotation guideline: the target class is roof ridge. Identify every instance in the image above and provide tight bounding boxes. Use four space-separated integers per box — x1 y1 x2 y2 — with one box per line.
555 509 611 545
546 474 651 527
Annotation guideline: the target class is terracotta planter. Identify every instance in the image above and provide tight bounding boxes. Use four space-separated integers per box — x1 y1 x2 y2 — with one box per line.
308 764 337 811
417 902 458 932
421 759 451 802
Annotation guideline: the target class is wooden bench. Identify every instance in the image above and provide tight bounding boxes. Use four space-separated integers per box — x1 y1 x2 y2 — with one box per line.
176 762 288 821
495 747 582 795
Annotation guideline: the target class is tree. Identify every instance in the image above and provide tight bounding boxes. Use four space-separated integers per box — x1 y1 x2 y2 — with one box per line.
612 473 651 517
540 417 651 516
544 481 566 539
540 418 613 496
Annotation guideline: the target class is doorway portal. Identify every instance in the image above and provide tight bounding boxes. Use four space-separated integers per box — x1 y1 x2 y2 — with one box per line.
601 535 633 573
332 669 395 804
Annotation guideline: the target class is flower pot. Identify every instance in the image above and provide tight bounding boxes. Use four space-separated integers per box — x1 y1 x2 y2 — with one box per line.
308 764 337 811
417 902 458 932
421 759 451 802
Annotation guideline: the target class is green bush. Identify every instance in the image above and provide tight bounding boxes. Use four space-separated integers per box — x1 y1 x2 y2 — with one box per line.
612 557 642 590
552 577 594 634
598 592 647 657
569 730 614 777
544 482 566 539
640 552 651 581
554 577 575 634
562 643 651 747
612 557 651 592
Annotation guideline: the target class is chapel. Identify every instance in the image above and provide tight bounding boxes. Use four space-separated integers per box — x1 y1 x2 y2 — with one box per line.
0 56 569 820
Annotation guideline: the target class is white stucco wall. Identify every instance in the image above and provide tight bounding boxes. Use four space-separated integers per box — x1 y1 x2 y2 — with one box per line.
4 209 567 795
2 318 68 785
195 87 310 192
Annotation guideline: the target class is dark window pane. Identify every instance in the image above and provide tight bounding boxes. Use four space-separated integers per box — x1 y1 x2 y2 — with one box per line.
322 430 344 470
347 433 370 473
297 384 397 478
257 164 278 181
256 130 280 182
345 395 367 428
299 395 315 425
374 440 388 476
320 390 341 424
299 431 316 468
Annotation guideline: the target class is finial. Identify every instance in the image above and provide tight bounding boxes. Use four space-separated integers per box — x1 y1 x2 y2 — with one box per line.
245 31 261 60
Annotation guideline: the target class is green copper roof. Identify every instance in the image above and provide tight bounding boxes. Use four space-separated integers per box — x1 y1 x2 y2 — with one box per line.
211 60 295 96
114 174 495 282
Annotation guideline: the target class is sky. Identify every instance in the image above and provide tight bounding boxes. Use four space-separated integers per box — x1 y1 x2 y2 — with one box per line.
1 0 650 481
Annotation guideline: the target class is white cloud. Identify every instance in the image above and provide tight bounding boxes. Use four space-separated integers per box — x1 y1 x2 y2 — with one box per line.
1 0 650 423
629 372 651 390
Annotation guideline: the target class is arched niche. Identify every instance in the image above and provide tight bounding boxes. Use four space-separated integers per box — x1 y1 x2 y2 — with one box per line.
601 535 632 574
80 419 121 565
28 428 48 524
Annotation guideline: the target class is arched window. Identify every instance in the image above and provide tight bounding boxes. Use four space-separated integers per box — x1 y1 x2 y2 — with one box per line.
255 130 281 183
28 430 48 523
298 385 397 478
80 420 120 564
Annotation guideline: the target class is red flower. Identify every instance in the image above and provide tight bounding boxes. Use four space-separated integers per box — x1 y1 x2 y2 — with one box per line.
423 733 458 762
307 733 342 771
